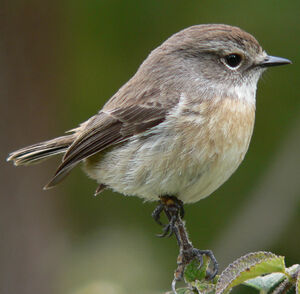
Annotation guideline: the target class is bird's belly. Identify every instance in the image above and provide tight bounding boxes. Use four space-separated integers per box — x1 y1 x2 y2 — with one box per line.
176 144 248 203
84 98 255 203
84 131 250 203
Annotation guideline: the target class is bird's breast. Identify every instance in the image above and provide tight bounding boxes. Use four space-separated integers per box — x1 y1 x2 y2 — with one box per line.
170 97 256 202
84 97 255 203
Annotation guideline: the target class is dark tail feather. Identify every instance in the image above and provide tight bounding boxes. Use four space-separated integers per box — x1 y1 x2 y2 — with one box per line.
7 134 75 166
43 163 78 190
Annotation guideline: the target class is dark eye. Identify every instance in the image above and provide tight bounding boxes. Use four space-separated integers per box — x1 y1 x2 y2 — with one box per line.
224 54 242 68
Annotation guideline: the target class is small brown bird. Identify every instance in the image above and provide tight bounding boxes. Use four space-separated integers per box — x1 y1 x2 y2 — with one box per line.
7 24 291 286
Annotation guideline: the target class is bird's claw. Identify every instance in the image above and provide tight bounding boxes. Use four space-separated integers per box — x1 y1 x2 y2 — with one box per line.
197 249 218 280
175 248 218 284
151 203 164 226
157 214 177 238
152 196 184 238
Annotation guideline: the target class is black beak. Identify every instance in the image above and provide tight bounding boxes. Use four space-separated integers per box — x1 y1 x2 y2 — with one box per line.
260 55 292 67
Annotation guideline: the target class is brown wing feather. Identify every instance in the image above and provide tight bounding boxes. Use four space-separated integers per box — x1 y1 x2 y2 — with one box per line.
45 104 169 188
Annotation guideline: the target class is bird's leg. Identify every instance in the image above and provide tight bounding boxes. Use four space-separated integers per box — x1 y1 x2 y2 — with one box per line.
167 212 219 291
152 196 184 237
151 196 218 292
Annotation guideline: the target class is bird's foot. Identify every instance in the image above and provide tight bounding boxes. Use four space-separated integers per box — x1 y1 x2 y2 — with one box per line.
172 247 218 292
176 248 218 280
152 196 184 238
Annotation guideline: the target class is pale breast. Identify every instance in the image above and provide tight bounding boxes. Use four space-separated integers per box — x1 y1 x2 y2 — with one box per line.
171 97 256 203
84 97 255 203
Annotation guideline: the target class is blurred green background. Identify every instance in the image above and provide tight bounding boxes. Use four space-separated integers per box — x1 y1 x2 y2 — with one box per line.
1 1 299 294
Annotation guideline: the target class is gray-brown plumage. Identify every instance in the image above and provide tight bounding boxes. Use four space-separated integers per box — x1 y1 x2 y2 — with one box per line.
7 24 291 203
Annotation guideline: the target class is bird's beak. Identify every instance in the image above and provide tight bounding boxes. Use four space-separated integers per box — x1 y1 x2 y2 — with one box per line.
259 55 292 67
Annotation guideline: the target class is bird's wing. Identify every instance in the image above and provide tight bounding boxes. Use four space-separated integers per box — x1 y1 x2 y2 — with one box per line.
45 88 179 188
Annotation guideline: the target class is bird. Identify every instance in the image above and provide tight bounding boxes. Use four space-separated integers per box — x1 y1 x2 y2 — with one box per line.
7 24 291 283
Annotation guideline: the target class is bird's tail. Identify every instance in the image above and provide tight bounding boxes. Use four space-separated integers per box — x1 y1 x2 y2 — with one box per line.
7 134 75 166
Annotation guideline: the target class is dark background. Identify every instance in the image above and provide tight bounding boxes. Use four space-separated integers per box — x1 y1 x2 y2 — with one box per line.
1 1 299 294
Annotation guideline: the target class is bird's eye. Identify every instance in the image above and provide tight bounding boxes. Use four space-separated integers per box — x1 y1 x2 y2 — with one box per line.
224 54 242 68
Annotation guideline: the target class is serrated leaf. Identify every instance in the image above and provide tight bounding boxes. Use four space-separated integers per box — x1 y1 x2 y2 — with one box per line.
192 280 216 294
244 265 299 293
215 251 285 294
244 272 286 291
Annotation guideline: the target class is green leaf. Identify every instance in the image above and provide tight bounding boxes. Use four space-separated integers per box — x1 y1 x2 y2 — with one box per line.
244 264 300 292
184 255 210 283
244 272 286 291
192 280 216 294
215 251 286 294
